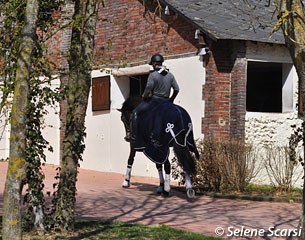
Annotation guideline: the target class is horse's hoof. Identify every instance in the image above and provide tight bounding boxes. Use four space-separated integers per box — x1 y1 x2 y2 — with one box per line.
156 186 163 194
122 179 130 188
186 188 195 199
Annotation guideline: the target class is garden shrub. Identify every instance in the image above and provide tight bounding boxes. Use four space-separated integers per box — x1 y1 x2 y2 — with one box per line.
263 145 302 192
171 138 261 192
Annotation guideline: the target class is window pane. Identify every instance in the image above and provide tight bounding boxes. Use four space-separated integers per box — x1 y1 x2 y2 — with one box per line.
246 62 282 113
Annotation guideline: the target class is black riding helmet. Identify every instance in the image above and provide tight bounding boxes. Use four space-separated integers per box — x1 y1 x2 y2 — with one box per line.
149 54 164 65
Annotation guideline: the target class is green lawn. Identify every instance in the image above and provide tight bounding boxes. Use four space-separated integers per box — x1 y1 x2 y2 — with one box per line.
197 184 303 203
1 220 221 240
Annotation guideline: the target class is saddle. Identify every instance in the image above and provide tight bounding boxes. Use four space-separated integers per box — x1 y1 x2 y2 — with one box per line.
133 99 199 164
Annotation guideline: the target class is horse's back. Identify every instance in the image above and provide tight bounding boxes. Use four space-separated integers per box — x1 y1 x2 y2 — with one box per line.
134 99 199 163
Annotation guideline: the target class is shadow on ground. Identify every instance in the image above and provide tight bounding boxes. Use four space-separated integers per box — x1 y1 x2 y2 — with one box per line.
0 161 302 239
74 181 300 239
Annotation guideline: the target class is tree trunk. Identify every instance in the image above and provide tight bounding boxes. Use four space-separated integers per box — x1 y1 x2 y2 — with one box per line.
276 0 305 239
2 0 39 239
279 0 305 117
54 0 99 231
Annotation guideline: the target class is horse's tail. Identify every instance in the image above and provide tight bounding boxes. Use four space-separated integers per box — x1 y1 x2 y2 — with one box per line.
173 133 196 176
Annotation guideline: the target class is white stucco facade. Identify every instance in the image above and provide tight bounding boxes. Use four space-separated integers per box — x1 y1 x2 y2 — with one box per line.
0 78 61 165
0 103 11 160
245 42 301 147
245 42 303 187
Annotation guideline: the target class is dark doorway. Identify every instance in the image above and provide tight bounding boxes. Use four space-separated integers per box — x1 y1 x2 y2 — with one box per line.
129 74 148 96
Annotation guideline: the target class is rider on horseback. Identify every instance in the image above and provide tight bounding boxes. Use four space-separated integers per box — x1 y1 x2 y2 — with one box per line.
125 54 180 142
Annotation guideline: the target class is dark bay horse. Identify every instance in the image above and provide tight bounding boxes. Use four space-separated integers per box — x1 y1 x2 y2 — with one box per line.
119 95 199 198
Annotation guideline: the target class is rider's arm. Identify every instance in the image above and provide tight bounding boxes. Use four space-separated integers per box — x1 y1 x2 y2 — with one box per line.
169 90 179 102
142 73 155 98
169 75 179 102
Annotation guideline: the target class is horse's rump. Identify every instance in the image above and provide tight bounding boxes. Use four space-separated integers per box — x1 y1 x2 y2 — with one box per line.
134 99 199 164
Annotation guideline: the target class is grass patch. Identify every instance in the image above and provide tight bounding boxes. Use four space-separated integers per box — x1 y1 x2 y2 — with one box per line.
0 220 220 240
197 184 303 203
244 184 302 198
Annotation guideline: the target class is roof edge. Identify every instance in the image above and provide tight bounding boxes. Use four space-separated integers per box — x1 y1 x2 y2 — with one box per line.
161 0 218 42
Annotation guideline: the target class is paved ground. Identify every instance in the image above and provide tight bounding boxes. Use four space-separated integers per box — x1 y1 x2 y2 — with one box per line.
0 161 302 239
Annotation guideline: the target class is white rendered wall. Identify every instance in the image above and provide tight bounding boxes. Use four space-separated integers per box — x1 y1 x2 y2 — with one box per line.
0 78 61 165
0 97 11 160
80 56 205 178
245 42 300 148
165 56 205 139
42 78 60 165
245 42 303 187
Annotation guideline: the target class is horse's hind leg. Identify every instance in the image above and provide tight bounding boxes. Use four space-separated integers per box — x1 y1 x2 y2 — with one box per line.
163 159 171 196
122 146 136 188
156 164 164 194
185 171 195 199
122 165 132 188
173 133 196 199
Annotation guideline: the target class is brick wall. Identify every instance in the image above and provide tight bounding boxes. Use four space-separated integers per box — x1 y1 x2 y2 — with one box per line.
93 0 198 67
230 41 246 141
202 40 246 141
47 0 198 67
